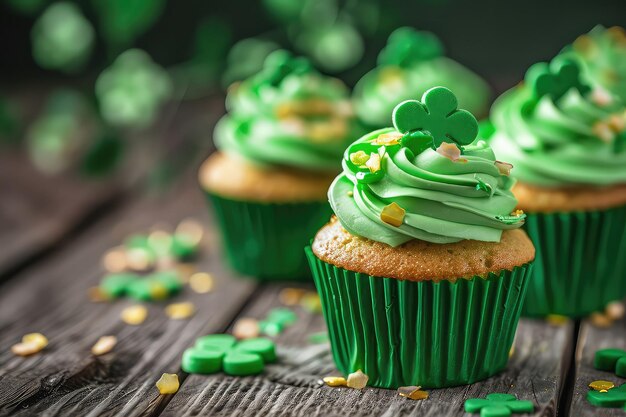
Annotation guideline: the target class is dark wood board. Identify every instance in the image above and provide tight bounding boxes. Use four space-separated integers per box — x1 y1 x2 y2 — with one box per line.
570 319 626 417
0 177 258 417
162 284 574 417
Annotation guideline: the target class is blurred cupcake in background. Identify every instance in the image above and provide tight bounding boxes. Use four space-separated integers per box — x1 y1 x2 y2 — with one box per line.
352 27 491 129
307 87 534 388
561 25 626 103
490 55 626 317
200 50 363 281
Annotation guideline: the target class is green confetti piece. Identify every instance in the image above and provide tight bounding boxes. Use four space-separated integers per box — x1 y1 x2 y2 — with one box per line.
267 308 297 326
392 87 478 148
170 235 198 260
616 357 626 378
234 338 277 363
259 320 283 337
181 348 224 374
222 351 264 376
377 27 443 68
308 332 329 344
465 393 534 417
195 334 237 351
525 57 591 102
126 279 157 301
31 2 95 72
100 273 137 298
594 348 626 371
588 383 626 408
150 271 183 294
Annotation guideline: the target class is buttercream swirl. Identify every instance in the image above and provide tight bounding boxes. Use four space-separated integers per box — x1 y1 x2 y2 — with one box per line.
215 51 361 172
330 122 524 247
491 83 626 187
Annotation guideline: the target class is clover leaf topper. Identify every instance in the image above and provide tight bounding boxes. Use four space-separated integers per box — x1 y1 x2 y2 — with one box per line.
256 50 312 88
524 57 591 103
377 27 444 68
345 87 479 184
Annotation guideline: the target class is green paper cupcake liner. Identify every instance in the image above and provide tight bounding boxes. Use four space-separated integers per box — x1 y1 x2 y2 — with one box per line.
206 193 332 281
306 247 533 389
522 204 626 318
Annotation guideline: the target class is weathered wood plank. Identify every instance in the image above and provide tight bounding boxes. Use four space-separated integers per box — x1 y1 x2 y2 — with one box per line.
162 283 574 417
0 176 257 417
570 319 626 416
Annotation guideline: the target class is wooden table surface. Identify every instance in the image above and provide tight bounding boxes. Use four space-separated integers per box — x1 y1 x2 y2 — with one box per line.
0 97 624 417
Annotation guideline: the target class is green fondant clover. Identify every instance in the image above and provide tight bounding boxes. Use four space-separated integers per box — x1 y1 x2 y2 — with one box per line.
594 348 626 377
392 87 478 148
465 393 534 417
377 27 443 68
588 383 626 408
259 50 312 87
525 57 591 102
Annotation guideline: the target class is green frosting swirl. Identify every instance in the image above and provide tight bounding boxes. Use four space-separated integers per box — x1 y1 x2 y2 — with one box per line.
330 127 523 247
214 51 361 172
491 84 626 187
353 58 491 128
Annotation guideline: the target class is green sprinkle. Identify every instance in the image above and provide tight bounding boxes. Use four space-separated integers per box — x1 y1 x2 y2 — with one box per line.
150 271 183 294
170 235 198 260
235 338 277 363
100 273 137 298
195 334 237 351
222 351 264 376
126 279 155 301
259 320 283 337
465 393 534 417
594 348 626 371
308 332 329 344
181 348 223 374
267 308 297 326
588 383 626 408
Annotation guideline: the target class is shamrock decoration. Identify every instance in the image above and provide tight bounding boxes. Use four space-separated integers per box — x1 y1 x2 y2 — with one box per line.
258 50 312 87
377 27 443 68
588 383 626 408
594 348 626 377
525 57 591 102
392 87 479 148
464 393 534 417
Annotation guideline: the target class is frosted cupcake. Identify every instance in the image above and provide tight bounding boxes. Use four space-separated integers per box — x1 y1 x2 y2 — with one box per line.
200 50 363 280
307 87 535 388
353 27 491 128
490 56 626 317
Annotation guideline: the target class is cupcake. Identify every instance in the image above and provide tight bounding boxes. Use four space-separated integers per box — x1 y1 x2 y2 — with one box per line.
306 87 535 388
200 50 363 280
490 56 626 317
561 25 626 103
353 27 491 129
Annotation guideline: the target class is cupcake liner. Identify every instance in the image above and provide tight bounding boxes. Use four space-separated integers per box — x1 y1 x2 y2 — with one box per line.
522 204 626 318
206 193 332 281
306 247 532 388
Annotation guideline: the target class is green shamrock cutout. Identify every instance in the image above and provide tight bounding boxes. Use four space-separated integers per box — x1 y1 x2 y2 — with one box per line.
594 348 626 377
465 393 534 417
392 87 478 148
588 383 626 408
525 57 591 102
258 50 312 87
377 27 443 68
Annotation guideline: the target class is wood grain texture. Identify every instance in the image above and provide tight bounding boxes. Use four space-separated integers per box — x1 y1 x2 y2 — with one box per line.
162 284 574 417
570 319 626 417
0 177 258 417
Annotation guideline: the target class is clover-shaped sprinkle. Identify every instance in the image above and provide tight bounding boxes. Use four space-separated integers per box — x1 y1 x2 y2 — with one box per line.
594 348 626 377
525 57 591 102
464 393 534 417
259 50 312 87
588 382 626 408
392 87 479 148
377 27 443 68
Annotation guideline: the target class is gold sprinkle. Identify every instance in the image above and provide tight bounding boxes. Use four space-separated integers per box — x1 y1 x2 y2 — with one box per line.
347 191 353 197
365 153 381 173
495 160 514 176
165 302 196 320
593 122 615 143
323 376 347 387
175 218 204 247
347 370 368 389
150 282 169 300
546 314 568 326
398 385 421 397
147 230 173 256
102 247 128 273
511 209 525 217
372 132 402 146
407 390 429 400
279 288 306 306
233 318 260 339
589 380 615 391
350 150 369 166
436 142 462 162
23 333 48 349
88 286 110 303
609 114 626 132
121 305 148 325
91 336 118 356
591 88 613 107
12 333 48 356
126 248 153 271
189 272 214 294
381 202 405 227
300 292 322 313
590 312 613 328
156 373 180 394
605 302 625 320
